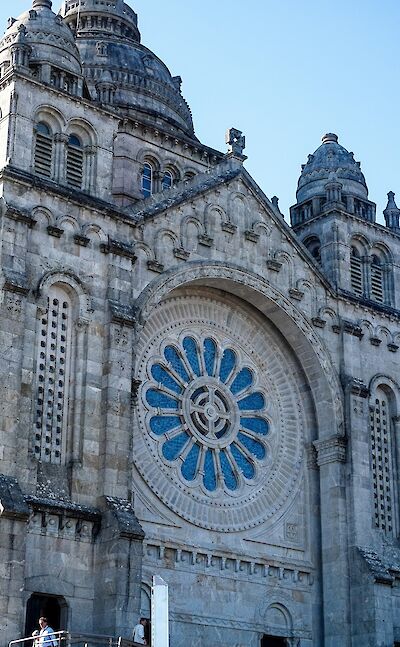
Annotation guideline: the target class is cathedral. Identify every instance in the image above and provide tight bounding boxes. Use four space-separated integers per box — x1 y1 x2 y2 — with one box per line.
1 1 400 646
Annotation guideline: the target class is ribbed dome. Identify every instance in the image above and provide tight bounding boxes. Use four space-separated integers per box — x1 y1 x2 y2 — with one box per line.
297 133 368 203
0 1 82 75
60 0 195 136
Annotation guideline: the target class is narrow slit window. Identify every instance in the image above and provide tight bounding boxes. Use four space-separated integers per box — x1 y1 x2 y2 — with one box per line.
162 170 173 191
142 162 153 198
66 134 84 189
34 122 53 178
350 247 363 296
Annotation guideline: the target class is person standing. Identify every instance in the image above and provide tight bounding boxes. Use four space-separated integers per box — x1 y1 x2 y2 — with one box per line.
132 618 148 645
38 617 58 647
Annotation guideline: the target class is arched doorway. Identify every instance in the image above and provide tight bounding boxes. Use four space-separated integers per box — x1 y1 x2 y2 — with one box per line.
25 594 68 637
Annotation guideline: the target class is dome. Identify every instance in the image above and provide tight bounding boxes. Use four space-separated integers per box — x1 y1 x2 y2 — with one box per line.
0 0 82 76
297 133 368 203
60 0 195 136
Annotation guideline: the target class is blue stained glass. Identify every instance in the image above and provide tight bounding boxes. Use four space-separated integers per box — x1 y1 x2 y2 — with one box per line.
162 432 190 461
151 364 182 393
203 338 217 376
238 392 265 411
219 450 238 490
219 348 236 383
230 367 253 395
203 449 217 491
237 432 266 459
164 345 190 382
240 416 269 436
183 337 201 376
150 415 182 436
231 444 255 479
181 444 200 481
146 388 179 410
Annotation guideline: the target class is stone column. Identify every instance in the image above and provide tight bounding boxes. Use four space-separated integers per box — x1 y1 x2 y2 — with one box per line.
54 133 68 184
314 435 351 647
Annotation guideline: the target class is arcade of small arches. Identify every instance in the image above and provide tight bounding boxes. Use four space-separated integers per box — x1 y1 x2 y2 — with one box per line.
141 158 196 198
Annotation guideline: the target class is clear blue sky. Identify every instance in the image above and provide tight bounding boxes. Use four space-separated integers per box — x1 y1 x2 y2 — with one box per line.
2 1 400 222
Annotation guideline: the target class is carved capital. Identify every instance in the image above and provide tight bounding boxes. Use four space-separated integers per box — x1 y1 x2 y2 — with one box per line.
313 435 347 466
345 377 369 399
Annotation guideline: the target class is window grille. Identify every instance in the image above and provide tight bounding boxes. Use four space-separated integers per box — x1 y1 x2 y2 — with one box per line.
34 288 72 464
371 257 384 303
142 162 153 198
370 394 395 535
34 122 53 178
162 170 173 191
66 134 84 189
350 249 363 296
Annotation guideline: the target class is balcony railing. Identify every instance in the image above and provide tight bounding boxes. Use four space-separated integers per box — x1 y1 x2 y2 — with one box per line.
9 632 143 647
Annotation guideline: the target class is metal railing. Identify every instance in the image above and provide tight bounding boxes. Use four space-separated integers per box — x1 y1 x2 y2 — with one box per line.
9 633 143 647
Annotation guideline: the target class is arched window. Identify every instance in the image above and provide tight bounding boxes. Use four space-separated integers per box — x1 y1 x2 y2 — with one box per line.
66 134 84 189
142 162 153 198
184 171 195 182
370 254 384 303
34 122 53 178
350 246 363 296
369 386 398 536
161 170 173 191
34 285 74 465
303 236 321 264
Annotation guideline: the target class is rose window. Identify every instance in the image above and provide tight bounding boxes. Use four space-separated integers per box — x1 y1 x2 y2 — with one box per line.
144 335 269 493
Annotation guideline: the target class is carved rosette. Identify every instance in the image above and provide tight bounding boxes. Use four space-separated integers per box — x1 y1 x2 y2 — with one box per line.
134 292 304 531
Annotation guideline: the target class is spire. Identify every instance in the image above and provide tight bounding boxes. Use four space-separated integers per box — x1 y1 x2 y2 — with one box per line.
383 191 400 230
32 0 52 8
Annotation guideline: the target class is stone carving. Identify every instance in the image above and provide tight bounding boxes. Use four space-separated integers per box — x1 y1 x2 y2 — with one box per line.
226 128 246 156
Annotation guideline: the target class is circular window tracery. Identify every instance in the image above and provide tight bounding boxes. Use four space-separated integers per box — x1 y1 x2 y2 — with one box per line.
134 294 304 531
145 335 269 493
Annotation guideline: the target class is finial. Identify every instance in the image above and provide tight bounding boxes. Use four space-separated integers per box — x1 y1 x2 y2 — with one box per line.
322 133 338 144
383 191 400 230
32 0 52 9
226 127 246 157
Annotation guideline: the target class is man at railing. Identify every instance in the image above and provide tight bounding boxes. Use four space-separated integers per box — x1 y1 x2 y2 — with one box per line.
38 618 58 647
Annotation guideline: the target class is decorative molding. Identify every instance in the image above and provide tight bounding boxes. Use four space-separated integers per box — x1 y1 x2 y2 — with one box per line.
198 233 213 247
26 495 101 542
144 540 313 587
369 336 382 347
342 319 363 338
73 234 90 247
173 246 190 261
346 377 369 399
2 268 29 295
221 221 237 234
244 229 260 243
289 288 304 301
311 317 326 329
100 238 137 262
387 343 399 353
109 300 136 327
313 435 347 466
147 259 164 273
5 205 36 228
305 443 319 471
358 547 398 585
266 259 282 272
47 225 64 238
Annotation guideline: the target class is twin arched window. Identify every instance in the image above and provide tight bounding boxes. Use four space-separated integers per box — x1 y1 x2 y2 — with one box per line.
33 121 94 192
350 244 390 305
141 163 177 198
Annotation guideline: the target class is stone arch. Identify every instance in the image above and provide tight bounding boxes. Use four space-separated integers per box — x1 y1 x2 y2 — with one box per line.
57 214 80 233
204 203 227 234
154 229 180 265
264 602 293 637
66 117 97 147
83 223 108 243
33 105 65 133
36 270 92 323
32 206 54 227
180 214 204 251
134 260 344 445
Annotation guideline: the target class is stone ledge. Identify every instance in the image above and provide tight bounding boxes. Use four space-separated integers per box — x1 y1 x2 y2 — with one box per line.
314 435 347 465
0 475 30 520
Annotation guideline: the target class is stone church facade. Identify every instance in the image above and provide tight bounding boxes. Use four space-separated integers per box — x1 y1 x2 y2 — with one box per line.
0 2 400 646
